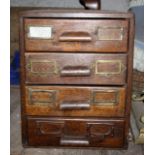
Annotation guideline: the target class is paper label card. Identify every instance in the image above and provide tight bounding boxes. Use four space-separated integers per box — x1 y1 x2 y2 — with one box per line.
28 26 53 39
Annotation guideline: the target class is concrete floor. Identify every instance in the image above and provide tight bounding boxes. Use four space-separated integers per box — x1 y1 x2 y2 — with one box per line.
10 86 144 155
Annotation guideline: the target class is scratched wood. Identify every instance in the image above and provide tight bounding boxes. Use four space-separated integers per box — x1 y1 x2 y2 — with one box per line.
19 7 134 149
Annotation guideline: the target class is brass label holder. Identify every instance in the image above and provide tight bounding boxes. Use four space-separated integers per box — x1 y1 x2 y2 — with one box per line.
95 60 126 77
36 121 64 135
27 60 58 76
28 88 57 106
92 90 119 106
97 27 124 41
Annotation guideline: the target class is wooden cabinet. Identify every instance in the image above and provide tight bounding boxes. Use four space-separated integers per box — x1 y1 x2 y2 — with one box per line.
20 9 134 148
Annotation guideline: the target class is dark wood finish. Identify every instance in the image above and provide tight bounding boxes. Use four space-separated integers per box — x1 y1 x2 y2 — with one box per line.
59 31 92 42
25 53 127 85
25 19 128 52
79 0 101 10
25 86 126 117
20 9 134 19
20 9 134 148
124 13 135 145
27 117 125 148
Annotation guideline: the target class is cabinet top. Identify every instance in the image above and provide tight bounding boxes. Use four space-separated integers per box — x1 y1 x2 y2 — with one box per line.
20 9 134 19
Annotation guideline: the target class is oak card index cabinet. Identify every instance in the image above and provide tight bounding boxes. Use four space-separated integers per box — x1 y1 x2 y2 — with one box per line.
19 7 134 149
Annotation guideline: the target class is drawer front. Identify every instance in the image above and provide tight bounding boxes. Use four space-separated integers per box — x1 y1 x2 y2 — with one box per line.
27 117 125 148
25 86 126 117
24 19 128 52
25 53 127 85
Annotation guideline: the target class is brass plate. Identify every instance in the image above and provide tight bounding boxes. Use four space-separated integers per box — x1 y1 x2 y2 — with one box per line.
27 60 58 75
36 121 64 135
28 88 57 106
95 60 126 76
92 90 119 106
97 27 124 41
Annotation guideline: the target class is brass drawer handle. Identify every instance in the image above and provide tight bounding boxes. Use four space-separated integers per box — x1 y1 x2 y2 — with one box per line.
59 31 92 42
60 136 89 145
60 66 91 77
60 101 90 110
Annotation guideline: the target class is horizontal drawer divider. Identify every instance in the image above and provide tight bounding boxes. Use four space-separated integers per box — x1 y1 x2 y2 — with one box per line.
25 83 127 87
24 51 129 54
26 116 127 121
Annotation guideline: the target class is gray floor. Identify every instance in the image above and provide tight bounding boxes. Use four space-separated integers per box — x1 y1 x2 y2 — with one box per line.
10 86 144 155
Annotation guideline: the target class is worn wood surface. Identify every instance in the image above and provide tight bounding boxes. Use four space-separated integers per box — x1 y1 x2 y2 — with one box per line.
20 9 134 148
25 19 128 52
27 117 125 148
10 87 144 155
25 53 127 85
25 86 126 117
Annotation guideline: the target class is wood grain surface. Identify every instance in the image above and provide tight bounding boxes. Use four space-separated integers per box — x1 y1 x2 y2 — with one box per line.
25 19 128 52
25 86 126 117
20 9 134 148
25 53 127 85
27 117 125 148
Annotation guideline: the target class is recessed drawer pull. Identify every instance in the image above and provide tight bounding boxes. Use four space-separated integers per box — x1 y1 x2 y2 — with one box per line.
60 101 90 110
60 66 91 77
60 136 89 145
59 31 92 42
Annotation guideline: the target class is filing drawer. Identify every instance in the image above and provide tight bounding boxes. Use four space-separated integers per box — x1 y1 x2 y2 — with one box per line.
27 117 125 148
25 86 126 117
25 53 127 85
24 19 128 52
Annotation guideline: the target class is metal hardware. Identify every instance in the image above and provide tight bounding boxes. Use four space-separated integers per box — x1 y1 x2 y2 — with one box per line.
27 25 53 39
60 136 89 145
95 60 126 76
92 90 119 106
87 122 115 140
36 121 64 135
28 88 57 106
60 101 90 110
60 66 91 77
97 27 124 41
27 60 58 75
